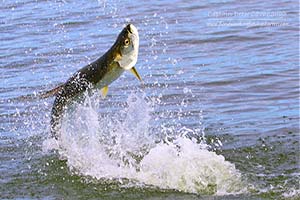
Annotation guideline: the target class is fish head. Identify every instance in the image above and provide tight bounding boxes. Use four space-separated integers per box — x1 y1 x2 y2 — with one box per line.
114 24 139 70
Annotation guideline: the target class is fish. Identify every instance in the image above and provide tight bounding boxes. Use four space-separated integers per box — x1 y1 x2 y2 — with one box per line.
48 24 141 139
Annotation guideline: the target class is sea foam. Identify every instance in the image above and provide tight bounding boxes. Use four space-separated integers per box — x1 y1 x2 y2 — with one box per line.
43 92 244 195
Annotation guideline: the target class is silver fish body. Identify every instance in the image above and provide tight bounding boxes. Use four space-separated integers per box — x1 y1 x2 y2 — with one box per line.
50 24 141 139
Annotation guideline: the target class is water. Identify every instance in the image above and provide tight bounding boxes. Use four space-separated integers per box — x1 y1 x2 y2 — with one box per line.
0 0 299 199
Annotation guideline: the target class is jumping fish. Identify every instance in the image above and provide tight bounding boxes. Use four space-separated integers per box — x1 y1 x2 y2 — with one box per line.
46 24 141 138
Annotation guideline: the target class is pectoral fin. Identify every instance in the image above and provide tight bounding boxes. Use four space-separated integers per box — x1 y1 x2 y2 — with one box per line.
101 86 109 98
130 67 142 81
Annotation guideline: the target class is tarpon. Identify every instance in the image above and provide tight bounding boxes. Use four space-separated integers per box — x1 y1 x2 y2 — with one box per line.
46 24 141 139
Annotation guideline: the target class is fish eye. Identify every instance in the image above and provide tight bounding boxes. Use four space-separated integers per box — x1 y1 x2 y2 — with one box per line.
124 39 130 46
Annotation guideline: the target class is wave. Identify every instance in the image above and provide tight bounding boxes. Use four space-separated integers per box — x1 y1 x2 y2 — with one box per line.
43 92 244 195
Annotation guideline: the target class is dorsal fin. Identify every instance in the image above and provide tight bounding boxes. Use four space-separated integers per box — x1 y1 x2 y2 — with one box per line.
9 84 64 102
38 84 64 99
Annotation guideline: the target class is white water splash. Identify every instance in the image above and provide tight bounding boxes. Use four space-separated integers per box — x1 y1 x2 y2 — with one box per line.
282 188 300 199
43 92 244 195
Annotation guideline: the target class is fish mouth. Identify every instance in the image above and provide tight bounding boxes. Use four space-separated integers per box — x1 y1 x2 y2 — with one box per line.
126 24 133 34
126 24 138 36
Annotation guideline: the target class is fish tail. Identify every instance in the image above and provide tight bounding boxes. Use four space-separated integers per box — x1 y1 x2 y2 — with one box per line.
50 96 66 139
